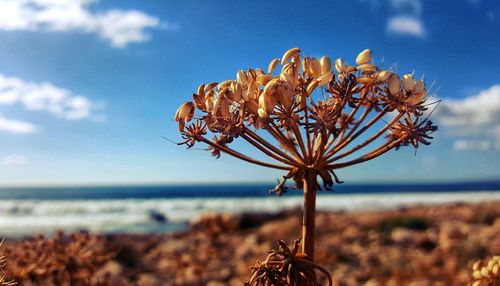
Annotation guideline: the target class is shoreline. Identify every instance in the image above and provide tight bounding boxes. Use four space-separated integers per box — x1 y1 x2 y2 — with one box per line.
1 190 500 237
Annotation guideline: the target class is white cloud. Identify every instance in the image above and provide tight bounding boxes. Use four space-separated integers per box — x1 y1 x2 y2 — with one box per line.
435 85 500 127
386 15 426 37
0 74 93 120
2 154 28 167
0 115 36 134
453 139 492 151
0 0 164 48
435 85 500 151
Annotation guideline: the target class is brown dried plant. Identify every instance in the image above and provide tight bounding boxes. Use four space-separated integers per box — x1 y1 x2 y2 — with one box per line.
174 47 437 284
245 238 332 286
0 241 16 286
470 256 500 286
2 232 113 286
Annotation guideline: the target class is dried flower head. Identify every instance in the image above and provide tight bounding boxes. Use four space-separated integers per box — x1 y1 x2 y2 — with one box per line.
174 47 437 193
470 256 500 286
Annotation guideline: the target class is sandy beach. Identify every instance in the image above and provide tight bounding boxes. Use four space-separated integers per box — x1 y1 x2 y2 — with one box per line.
2 200 499 286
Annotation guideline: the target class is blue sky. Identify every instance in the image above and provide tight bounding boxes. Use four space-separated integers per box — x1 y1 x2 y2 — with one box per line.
1 0 499 186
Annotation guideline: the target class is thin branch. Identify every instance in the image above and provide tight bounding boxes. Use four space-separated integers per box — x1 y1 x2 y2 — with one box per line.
336 89 369 140
327 138 402 169
268 121 305 161
327 112 405 162
240 132 302 167
342 102 373 142
328 107 390 156
304 92 313 162
199 137 292 170
244 128 303 165
291 122 309 163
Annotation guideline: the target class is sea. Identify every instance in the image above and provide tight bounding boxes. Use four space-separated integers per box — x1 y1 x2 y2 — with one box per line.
1 181 499 237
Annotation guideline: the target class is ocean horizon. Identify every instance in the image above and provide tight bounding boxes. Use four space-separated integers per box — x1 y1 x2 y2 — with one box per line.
1 181 499 237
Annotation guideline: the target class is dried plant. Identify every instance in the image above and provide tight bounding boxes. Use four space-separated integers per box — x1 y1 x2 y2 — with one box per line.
174 47 437 284
245 239 331 286
2 232 113 286
471 256 500 286
0 241 16 286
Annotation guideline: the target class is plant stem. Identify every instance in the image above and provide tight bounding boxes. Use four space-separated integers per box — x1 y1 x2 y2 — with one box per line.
199 137 292 170
302 171 317 260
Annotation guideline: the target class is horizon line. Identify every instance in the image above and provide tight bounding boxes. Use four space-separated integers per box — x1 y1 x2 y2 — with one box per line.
1 177 499 189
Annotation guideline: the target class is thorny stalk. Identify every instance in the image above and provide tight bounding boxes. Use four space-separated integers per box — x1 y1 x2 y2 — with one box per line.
174 47 437 284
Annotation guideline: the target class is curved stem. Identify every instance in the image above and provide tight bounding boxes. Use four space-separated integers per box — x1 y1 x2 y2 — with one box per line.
327 138 402 169
240 133 301 167
342 103 373 141
328 107 389 157
328 112 405 162
199 137 292 170
303 95 313 162
291 123 308 163
267 121 304 161
244 128 303 165
336 89 369 139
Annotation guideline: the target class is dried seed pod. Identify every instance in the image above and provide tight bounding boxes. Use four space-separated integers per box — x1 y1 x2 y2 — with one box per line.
230 82 242 101
377 70 392 81
219 98 230 118
335 58 346 73
205 95 214 110
260 83 279 113
320 56 331 74
247 68 256 79
357 77 375 85
193 93 205 110
310 58 321 78
406 90 426 105
280 62 297 85
237 70 248 86
197 84 205 97
247 80 258 100
218 80 233 90
175 101 195 122
402 74 416 92
356 49 371 65
317 71 333 85
268 58 280 74
256 75 274 86
255 68 265 77
306 80 320 94
212 96 222 116
281 47 300 65
413 80 425 94
388 74 401 95
357 64 378 73
204 82 218 92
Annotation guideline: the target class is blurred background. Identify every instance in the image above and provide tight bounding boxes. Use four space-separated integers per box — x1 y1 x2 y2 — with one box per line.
0 0 499 236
